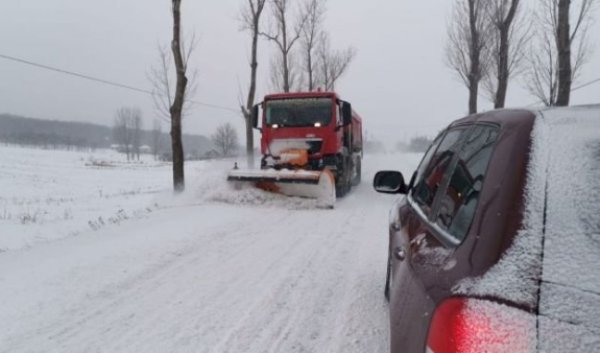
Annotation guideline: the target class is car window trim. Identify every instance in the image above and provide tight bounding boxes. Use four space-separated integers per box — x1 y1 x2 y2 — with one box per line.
408 131 445 191
429 126 478 221
406 122 502 248
407 194 461 247
410 125 470 213
431 122 501 226
407 123 474 248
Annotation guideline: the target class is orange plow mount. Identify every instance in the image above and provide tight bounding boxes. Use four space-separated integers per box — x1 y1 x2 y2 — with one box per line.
227 168 336 209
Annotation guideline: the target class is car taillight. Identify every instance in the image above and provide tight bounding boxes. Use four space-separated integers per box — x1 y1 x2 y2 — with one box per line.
426 297 536 353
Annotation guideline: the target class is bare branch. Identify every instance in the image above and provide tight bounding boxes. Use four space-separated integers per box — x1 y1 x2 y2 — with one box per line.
315 33 356 91
148 46 173 122
445 0 492 113
113 107 142 161
151 119 163 160
212 123 239 157
300 0 326 91
571 0 595 42
259 31 284 51
482 0 530 107
525 0 597 106
261 0 309 92
148 37 197 123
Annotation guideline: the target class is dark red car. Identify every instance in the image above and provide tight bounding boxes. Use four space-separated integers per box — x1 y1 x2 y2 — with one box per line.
373 105 600 353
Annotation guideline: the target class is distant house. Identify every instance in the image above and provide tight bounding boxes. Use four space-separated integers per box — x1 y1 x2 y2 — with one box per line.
203 149 220 160
111 144 130 153
139 145 152 154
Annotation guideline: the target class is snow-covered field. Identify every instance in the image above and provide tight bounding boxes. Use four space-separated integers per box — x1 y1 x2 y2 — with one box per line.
0 145 422 353
0 146 172 251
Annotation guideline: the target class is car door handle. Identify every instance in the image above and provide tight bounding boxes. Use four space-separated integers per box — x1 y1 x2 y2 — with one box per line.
394 246 407 261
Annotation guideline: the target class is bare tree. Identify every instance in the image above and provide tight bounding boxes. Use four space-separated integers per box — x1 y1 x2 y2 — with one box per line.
484 0 529 108
527 0 596 106
149 42 198 122
555 0 596 105
315 33 356 91
240 0 267 168
132 113 143 161
149 47 174 122
113 110 132 161
261 0 308 93
160 0 193 191
269 54 302 91
151 119 163 160
212 123 239 157
446 0 491 114
527 31 560 106
300 0 326 91
113 107 142 161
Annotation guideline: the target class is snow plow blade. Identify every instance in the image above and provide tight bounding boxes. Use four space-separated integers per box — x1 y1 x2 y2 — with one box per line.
227 169 336 208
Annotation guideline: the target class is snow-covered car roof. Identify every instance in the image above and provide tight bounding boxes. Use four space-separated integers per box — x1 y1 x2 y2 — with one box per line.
455 104 600 351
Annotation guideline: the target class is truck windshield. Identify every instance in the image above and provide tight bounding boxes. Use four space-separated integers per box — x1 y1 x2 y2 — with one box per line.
265 98 333 127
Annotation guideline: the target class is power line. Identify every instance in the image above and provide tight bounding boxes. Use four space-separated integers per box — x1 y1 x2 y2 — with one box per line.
573 77 600 92
0 53 240 114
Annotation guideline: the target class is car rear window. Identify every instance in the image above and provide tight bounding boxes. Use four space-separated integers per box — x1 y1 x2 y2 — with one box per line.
434 125 499 241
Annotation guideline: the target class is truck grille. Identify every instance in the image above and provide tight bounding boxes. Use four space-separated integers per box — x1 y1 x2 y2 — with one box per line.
269 138 323 157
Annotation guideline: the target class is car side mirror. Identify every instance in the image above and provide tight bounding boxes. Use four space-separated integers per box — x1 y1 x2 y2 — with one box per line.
342 101 352 126
251 104 260 129
373 171 408 194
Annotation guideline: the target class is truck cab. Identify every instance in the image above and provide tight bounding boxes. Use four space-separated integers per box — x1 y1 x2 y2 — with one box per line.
253 91 363 196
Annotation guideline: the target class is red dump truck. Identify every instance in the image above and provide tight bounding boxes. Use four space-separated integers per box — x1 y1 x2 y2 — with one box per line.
228 91 363 208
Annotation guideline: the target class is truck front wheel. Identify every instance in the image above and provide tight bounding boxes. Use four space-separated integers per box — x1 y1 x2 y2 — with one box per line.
352 159 361 186
335 154 352 197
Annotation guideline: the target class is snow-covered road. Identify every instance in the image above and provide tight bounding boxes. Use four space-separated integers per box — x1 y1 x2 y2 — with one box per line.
0 148 421 353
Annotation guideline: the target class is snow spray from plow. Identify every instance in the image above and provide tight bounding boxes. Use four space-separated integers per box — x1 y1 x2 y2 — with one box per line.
227 168 336 209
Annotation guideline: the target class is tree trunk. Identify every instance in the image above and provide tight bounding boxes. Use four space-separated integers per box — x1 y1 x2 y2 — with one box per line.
283 52 290 92
244 16 260 168
245 116 254 167
282 13 290 93
307 51 313 91
170 117 184 190
469 77 479 114
170 0 187 192
495 30 510 108
468 0 480 115
556 0 572 106
494 0 519 109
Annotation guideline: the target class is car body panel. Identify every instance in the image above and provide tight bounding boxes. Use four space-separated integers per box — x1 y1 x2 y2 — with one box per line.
536 106 600 352
388 109 540 352
386 106 600 352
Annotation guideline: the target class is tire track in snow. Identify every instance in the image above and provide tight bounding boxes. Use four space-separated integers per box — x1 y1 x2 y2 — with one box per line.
208 217 348 352
1 207 280 352
208 199 389 353
1 153 420 353
205 209 345 353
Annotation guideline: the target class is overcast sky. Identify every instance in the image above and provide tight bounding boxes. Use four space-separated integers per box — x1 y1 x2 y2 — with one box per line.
0 1 598 146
